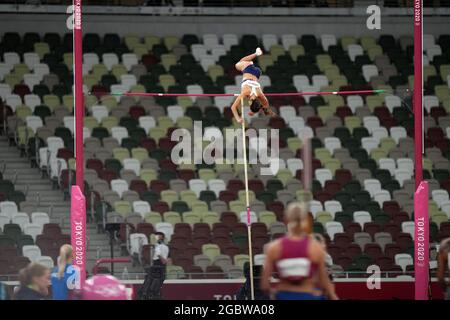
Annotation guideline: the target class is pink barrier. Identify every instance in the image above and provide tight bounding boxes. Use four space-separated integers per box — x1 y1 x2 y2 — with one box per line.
414 181 429 300
71 185 86 288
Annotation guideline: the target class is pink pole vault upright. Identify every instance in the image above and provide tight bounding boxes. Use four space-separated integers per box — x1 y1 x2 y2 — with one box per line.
71 185 86 288
414 0 423 189
414 181 429 300
73 0 84 193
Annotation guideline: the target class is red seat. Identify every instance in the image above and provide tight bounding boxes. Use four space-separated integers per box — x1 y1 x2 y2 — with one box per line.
140 138 157 153
173 223 192 239
345 223 362 238
435 138 450 153
205 266 224 279
335 169 352 186
335 106 353 121
219 190 237 203
220 211 238 228
427 127 445 144
382 201 400 218
130 179 148 195
373 106 391 122
364 243 383 260
384 243 402 260
430 106 447 122
141 54 159 68
376 256 394 271
43 223 62 238
290 96 306 108
266 201 284 221
187 266 204 279
13 84 31 98
56 148 74 162
136 223 154 237
383 222 401 239
184 245 201 258
336 255 353 269
212 223 230 237
392 212 410 226
99 169 118 184
251 223 267 236
326 244 342 260
55 234 71 248
151 201 169 214
159 137 177 152
346 243 362 259
227 179 245 191
334 233 352 249
248 179 264 194
193 223 211 238
129 105 146 120
178 169 196 183
324 180 341 197
0 246 18 260
149 180 168 194
90 85 108 98
395 233 413 251
306 116 323 130
314 191 332 203
363 222 382 238
86 158 104 175
223 244 240 258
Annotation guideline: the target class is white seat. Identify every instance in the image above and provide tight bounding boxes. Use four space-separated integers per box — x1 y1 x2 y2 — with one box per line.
279 106 297 123
325 221 343 241
378 158 396 176
347 44 364 61
208 179 226 197
47 137 64 154
0 84 12 101
240 211 258 224
38 147 50 170
426 45 442 61
300 85 320 103
83 127 91 142
258 75 271 88
298 126 314 140
203 34 219 50
26 115 43 133
353 211 372 228
24 223 43 241
110 84 127 101
23 52 40 70
395 253 413 272
31 212 50 227
49 158 68 180
424 95 439 113
91 105 109 123
37 256 55 269
222 34 238 51
288 117 305 135
63 116 75 134
395 158 413 174
102 53 119 71
0 63 11 81
384 95 402 113
394 169 412 187
281 34 298 50
0 201 18 217
129 233 148 256
323 137 341 155
440 201 450 218
4 52 20 66
83 53 99 72
401 221 415 239
110 179 129 198
262 34 278 51
120 74 137 91
346 95 364 113
309 200 323 218
186 85 203 102
122 53 138 71
423 34 435 49
24 94 41 112
22 245 42 262
214 96 234 113
389 127 407 144
361 137 379 154
111 126 129 144
139 116 156 134
155 222 174 241
432 189 449 208
188 179 207 198
364 179 382 198
224 85 239 95
320 34 337 51
373 189 391 207
211 45 227 61
362 65 378 82
372 127 389 143
167 105 184 123
315 168 332 187
132 201 151 218
324 200 342 219
286 158 303 176
23 73 41 90
254 254 266 266
33 64 50 80
191 44 207 61
0 213 10 230
123 158 141 176
200 55 216 72
293 75 310 92
6 94 22 111
312 75 329 89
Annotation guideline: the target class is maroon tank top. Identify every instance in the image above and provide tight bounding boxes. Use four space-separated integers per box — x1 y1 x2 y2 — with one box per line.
274 236 319 282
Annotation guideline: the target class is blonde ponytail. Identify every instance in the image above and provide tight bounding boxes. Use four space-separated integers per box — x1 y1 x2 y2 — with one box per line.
57 244 73 279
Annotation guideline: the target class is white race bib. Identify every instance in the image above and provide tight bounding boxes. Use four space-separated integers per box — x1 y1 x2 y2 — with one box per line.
277 258 311 278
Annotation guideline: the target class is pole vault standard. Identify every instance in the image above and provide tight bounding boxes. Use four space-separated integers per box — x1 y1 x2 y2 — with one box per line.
413 0 429 301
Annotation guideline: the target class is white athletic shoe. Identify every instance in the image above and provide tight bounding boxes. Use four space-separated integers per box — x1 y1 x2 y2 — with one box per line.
255 47 263 56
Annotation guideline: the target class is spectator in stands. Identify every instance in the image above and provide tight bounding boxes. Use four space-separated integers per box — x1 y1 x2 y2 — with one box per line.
231 47 276 124
260 202 338 300
51 244 76 300
437 238 450 300
153 232 169 281
14 263 50 300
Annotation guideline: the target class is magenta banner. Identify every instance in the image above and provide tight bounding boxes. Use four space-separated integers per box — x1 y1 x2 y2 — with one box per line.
414 181 429 300
71 185 86 288
73 0 84 193
413 0 423 188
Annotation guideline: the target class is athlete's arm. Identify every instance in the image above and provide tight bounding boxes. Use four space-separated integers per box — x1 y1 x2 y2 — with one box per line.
437 249 448 291
260 241 278 293
231 94 245 124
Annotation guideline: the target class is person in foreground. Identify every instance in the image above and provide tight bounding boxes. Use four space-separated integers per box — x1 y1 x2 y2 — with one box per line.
437 237 450 300
51 244 76 300
231 47 276 124
260 202 339 300
14 263 50 300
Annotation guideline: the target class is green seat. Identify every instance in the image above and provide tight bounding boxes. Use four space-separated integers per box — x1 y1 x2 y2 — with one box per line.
166 265 185 279
183 211 201 225
163 211 182 225
144 211 163 225
258 211 277 228
114 201 132 217
202 244 221 262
